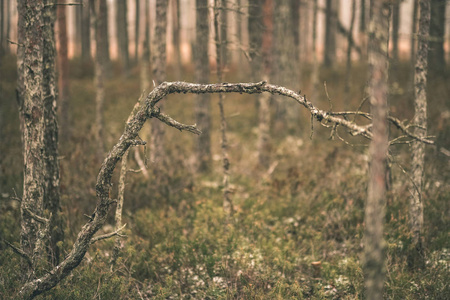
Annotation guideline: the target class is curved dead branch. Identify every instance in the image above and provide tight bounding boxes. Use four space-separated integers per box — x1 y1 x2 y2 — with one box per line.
18 81 438 299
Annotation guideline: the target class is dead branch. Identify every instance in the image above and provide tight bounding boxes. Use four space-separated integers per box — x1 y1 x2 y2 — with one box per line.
91 224 127 244
3 239 33 268
18 80 439 299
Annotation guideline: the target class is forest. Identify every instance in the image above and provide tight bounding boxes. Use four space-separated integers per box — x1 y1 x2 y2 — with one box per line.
0 0 449 299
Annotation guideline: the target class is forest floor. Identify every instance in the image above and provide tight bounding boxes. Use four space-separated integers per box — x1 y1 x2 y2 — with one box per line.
1 55 449 299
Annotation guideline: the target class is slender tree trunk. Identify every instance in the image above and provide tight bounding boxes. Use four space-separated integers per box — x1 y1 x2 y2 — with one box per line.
98 0 111 75
345 0 357 96
290 0 300 65
272 0 299 131
1 0 4 56
195 0 212 172
172 0 182 78
236 0 243 68
219 0 228 67
141 0 151 92
391 0 400 64
5 0 11 54
92 0 106 161
117 0 130 75
150 0 168 166
73 1 82 56
324 0 337 67
81 0 91 61
311 0 319 102
364 2 390 299
57 1 70 140
409 0 430 268
428 0 446 77
249 0 270 168
359 0 367 61
215 0 233 218
135 0 140 65
411 0 419 63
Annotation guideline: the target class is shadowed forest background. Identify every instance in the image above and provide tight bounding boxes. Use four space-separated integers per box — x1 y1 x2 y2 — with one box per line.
0 0 449 299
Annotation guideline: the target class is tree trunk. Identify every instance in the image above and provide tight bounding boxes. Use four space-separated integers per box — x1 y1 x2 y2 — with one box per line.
116 0 130 75
98 0 111 74
195 0 212 172
359 0 367 60
73 1 82 56
248 0 270 168
364 2 390 299
150 0 168 166
311 0 319 101
409 0 430 268
0 0 4 56
324 0 337 67
43 0 63 267
140 0 151 92
344 0 357 96
391 0 400 64
57 1 70 140
92 0 106 161
135 0 140 64
428 0 446 77
81 0 91 61
235 0 243 68
272 0 299 131
410 0 419 63
172 0 182 78
219 0 228 67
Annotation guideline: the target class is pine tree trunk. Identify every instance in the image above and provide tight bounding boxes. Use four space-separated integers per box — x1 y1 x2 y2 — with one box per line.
409 0 430 268
81 0 91 61
116 0 130 75
17 0 47 275
150 0 168 166
219 0 228 67
172 0 182 78
391 0 400 64
0 0 4 56
410 0 418 63
428 0 446 77
359 0 367 61
249 0 270 168
195 0 212 172
364 2 390 299
324 0 337 67
98 0 111 75
135 0 140 64
93 0 106 161
43 0 63 267
57 1 70 140
344 0 356 96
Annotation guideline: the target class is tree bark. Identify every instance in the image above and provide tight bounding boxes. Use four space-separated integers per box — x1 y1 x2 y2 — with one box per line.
364 1 390 299
98 0 111 74
410 0 419 62
135 0 140 64
81 0 91 61
0 0 4 56
219 0 228 67
57 0 70 140
172 0 182 78
428 0 446 77
116 0 130 75
195 0 212 172
324 0 338 67
150 0 168 166
92 0 106 161
17 0 47 276
43 0 63 267
391 0 400 64
344 0 357 96
248 0 270 168
409 0 430 268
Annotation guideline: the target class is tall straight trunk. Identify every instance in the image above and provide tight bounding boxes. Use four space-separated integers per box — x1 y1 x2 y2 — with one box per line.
290 0 300 64
43 0 63 267
410 0 419 62
409 0 430 268
57 1 70 140
5 0 11 54
81 0 91 60
248 0 269 168
359 0 367 60
391 0 400 64
236 0 243 67
219 0 228 67
73 1 82 56
214 0 233 218
92 0 106 161
344 0 357 96
141 0 151 92
195 0 212 172
172 0 182 78
364 2 390 299
150 0 168 165
135 0 140 64
324 0 337 67
272 0 299 131
311 0 319 101
428 0 446 77
1 0 4 55
116 0 130 75
98 0 111 74
17 0 46 274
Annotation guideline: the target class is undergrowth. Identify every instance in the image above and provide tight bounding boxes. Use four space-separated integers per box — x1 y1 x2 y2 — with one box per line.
0 57 449 299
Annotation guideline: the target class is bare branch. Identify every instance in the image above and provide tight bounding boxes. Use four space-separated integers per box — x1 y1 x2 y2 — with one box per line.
3 239 33 268
151 109 202 135
91 224 127 244
23 208 49 225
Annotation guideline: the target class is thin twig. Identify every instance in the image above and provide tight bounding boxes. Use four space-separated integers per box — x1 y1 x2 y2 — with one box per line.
3 239 33 268
91 224 127 244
